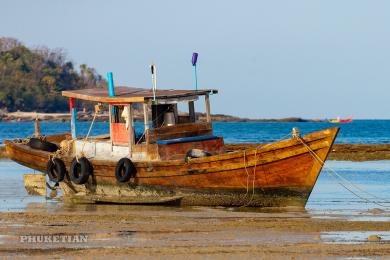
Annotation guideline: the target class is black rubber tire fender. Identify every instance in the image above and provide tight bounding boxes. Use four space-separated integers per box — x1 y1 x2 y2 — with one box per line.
115 158 137 183
70 157 91 184
47 158 66 182
27 138 58 152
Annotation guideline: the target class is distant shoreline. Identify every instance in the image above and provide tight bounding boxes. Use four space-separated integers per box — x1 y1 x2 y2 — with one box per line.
0 111 324 123
1 144 390 161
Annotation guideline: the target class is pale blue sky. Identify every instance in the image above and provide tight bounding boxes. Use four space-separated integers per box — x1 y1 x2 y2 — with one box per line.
1 0 389 119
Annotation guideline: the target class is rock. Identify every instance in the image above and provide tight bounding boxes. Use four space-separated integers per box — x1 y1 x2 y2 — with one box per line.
368 208 385 214
49 189 58 198
367 234 382 242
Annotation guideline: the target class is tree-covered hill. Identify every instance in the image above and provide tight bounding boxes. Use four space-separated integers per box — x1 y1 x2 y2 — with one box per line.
0 37 106 112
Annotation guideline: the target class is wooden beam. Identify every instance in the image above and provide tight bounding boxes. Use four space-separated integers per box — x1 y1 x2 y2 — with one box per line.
173 104 179 123
62 91 146 103
128 104 135 156
108 105 113 150
205 94 211 123
69 98 76 139
188 101 195 122
147 95 199 105
61 88 217 104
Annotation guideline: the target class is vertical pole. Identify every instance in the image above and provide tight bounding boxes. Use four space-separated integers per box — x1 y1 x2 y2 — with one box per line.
143 102 149 144
151 64 157 101
192 52 198 91
107 72 116 117
107 72 115 97
128 104 134 156
189 101 195 122
173 103 178 123
34 115 41 137
108 104 113 149
69 98 77 139
194 64 198 91
205 94 211 123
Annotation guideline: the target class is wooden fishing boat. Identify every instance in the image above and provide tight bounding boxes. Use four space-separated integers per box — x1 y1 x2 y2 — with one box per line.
329 118 353 123
4 86 339 207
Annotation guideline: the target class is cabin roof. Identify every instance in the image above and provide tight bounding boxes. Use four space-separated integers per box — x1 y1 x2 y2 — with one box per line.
62 87 217 103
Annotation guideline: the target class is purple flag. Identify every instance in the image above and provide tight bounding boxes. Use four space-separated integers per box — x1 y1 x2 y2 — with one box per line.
192 52 198 66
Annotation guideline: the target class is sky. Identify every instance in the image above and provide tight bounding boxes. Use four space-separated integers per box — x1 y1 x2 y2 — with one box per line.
1 0 389 119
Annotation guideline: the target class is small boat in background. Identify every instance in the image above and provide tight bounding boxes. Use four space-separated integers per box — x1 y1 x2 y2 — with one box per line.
329 118 353 123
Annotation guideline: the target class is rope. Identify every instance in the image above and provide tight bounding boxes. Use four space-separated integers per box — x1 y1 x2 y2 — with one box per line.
297 136 390 203
80 111 98 153
296 136 390 209
136 130 147 145
240 133 292 207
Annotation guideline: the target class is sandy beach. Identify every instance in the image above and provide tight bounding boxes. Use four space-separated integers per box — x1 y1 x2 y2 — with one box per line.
0 158 389 259
0 205 389 258
0 125 389 258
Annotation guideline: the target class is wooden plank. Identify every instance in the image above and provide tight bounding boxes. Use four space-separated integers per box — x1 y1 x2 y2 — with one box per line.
158 137 225 160
108 105 113 149
62 91 145 103
132 143 159 160
205 94 211 123
128 104 134 155
150 122 211 135
23 174 47 196
143 102 150 144
62 87 217 104
173 104 179 123
151 95 199 104
149 122 213 143
188 101 195 122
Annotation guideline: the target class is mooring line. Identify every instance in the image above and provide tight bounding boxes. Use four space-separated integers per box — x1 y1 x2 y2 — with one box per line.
297 137 390 209
299 137 390 203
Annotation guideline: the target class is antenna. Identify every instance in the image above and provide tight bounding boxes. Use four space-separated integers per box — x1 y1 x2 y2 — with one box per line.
150 64 157 101
192 52 198 91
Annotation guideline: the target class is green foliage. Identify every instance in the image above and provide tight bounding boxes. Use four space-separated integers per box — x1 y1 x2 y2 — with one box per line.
0 37 106 112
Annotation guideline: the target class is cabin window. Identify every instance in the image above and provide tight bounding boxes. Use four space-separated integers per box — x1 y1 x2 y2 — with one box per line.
151 101 197 128
152 104 177 128
111 106 126 124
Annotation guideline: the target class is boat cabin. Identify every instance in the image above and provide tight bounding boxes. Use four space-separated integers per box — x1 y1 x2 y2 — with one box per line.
62 87 225 161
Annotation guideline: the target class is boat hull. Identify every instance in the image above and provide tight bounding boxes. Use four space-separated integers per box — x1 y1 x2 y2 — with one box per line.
4 127 339 207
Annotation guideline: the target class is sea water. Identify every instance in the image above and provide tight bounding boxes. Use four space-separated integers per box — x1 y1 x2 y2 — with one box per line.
1 119 390 144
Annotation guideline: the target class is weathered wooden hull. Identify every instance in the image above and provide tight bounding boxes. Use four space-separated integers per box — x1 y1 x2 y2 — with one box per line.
4 127 339 207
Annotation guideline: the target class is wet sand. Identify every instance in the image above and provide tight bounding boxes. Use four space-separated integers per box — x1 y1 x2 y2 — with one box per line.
0 205 389 258
0 151 389 258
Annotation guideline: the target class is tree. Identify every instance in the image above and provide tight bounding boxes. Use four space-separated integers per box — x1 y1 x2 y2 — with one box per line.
0 37 106 112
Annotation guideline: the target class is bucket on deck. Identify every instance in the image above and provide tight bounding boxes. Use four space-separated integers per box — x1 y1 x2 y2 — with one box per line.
23 174 46 196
